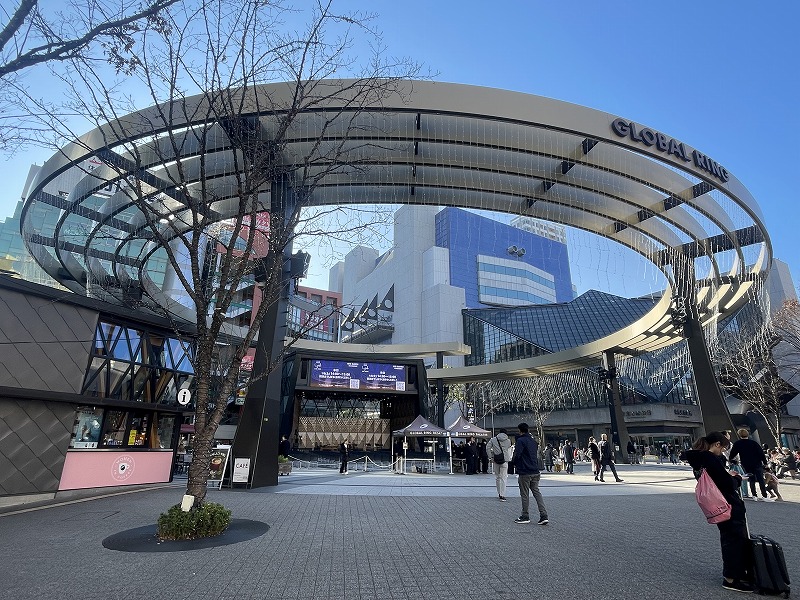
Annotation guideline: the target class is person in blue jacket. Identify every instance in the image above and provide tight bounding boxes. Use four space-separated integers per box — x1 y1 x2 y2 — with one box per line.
511 422 548 525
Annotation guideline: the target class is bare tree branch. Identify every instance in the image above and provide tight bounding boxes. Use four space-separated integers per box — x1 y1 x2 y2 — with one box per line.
712 294 795 445
0 0 180 78
21 0 420 505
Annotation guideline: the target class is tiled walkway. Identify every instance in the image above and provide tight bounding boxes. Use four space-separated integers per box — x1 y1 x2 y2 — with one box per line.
1 463 797 600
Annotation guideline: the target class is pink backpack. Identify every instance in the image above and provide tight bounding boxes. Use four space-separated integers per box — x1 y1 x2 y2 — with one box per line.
695 469 732 524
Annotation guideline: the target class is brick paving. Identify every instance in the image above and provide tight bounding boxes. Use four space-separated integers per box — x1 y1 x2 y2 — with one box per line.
1 462 797 600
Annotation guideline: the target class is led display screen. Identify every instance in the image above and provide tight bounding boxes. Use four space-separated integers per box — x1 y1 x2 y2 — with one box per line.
310 360 407 391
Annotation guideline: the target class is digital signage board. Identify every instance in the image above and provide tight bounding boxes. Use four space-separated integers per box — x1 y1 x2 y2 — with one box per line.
310 360 407 391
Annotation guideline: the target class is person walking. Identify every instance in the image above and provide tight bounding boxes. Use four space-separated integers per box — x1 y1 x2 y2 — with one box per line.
683 432 753 593
487 429 513 501
588 436 601 480
563 439 575 474
598 433 623 482
339 440 350 474
729 428 771 501
511 422 548 525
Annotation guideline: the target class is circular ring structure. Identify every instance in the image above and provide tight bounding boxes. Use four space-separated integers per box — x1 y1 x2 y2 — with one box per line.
21 80 772 376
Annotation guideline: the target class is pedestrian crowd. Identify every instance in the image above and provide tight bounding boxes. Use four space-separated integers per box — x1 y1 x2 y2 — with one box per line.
725 428 799 502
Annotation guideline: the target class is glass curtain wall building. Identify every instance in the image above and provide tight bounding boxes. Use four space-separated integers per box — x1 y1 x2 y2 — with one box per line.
435 207 573 308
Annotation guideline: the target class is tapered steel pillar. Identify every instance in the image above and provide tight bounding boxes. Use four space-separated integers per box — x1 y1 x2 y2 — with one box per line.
436 351 445 428
601 351 631 464
672 253 735 436
231 178 294 488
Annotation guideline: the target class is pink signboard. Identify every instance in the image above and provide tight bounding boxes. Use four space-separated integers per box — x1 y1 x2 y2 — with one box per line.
58 450 174 490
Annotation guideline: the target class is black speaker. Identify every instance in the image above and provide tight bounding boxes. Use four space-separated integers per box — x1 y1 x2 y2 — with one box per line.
380 399 392 419
408 366 417 386
300 359 308 380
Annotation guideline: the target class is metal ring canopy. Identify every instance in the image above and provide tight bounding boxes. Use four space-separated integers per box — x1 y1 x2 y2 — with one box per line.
20 80 772 377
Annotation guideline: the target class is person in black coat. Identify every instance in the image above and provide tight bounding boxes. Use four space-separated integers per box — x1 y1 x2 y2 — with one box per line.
683 431 753 593
563 440 575 474
588 437 601 480
465 437 478 474
598 433 623 482
478 439 489 474
279 435 291 458
339 440 350 474
627 440 638 464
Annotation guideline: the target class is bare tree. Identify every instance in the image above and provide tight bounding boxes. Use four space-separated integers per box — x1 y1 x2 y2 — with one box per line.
473 376 565 445
0 0 179 150
513 378 564 446
773 299 800 392
445 381 469 421
716 315 792 446
22 0 418 505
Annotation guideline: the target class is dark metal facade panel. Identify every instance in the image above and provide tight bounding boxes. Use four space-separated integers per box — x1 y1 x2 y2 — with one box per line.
0 287 97 394
0 398 74 495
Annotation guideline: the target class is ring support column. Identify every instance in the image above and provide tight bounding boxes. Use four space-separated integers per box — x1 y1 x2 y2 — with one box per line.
231 177 294 488
601 351 631 464
436 351 445 428
672 252 735 436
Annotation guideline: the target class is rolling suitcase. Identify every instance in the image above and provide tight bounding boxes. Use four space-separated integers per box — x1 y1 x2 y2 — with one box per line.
750 534 791 597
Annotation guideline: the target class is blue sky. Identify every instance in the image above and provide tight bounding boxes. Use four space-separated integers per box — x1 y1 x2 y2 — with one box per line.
3 1 798 296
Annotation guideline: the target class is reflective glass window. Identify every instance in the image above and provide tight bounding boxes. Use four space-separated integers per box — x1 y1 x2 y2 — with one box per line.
100 410 128 447
70 406 104 449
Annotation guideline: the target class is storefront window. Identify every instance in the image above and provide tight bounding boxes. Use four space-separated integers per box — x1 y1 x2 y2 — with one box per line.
155 415 176 449
82 409 175 450
127 412 150 447
101 410 128 447
70 407 104 449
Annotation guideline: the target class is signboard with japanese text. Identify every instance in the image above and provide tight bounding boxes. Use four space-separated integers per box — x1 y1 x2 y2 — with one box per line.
309 360 407 391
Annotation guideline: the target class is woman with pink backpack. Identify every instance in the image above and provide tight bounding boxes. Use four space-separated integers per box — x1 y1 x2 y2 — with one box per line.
682 432 753 593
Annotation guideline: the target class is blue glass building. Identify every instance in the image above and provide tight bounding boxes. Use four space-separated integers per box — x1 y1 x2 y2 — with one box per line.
434 208 573 308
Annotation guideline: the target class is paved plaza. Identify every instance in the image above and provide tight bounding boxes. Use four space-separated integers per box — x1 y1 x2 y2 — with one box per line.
1 462 797 600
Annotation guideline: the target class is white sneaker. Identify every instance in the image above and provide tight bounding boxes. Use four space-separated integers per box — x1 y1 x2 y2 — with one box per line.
763 497 775 502
754 496 762 501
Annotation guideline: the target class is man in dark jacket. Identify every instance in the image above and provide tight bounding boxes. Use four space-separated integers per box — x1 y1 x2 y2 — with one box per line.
729 428 771 501
563 440 575 474
478 439 489 474
279 435 291 457
465 437 478 474
598 433 624 482
339 440 349 474
511 422 548 525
